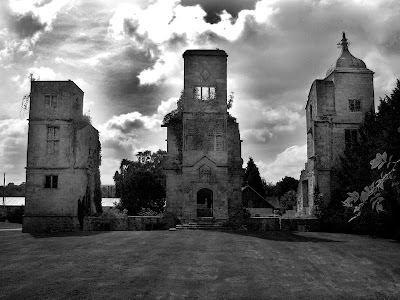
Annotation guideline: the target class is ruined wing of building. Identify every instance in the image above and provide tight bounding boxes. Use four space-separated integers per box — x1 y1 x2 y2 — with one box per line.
162 50 243 224
297 32 375 216
23 81 101 233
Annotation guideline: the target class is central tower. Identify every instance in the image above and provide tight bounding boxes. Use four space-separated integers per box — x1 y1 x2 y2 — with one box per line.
162 49 243 224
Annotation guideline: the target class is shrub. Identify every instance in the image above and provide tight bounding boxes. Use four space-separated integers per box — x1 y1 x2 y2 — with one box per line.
7 207 24 224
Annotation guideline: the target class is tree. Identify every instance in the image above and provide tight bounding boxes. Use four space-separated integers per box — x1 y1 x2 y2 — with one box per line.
262 179 276 197
275 176 298 197
280 190 297 210
113 149 166 215
342 79 400 238
243 157 265 197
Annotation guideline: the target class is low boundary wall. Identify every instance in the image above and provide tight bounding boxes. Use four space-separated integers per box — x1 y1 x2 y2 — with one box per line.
246 217 320 232
83 216 174 231
82 216 320 232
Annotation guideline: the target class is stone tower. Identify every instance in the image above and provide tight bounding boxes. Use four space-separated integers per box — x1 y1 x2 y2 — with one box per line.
297 33 374 215
162 50 243 223
24 81 101 233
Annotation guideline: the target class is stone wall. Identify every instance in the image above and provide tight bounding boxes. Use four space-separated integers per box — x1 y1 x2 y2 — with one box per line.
246 217 320 232
82 216 170 231
246 217 280 231
23 216 80 233
246 208 273 217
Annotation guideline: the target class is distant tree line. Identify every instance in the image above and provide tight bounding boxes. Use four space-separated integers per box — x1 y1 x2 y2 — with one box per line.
0 182 26 197
243 157 298 211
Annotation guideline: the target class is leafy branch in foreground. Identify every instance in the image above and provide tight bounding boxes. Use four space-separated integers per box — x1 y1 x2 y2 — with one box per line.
344 143 400 222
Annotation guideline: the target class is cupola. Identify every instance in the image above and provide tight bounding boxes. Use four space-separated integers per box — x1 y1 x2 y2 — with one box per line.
326 32 367 77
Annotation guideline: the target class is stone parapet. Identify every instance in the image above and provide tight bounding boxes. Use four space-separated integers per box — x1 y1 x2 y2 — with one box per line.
246 217 280 231
281 218 320 232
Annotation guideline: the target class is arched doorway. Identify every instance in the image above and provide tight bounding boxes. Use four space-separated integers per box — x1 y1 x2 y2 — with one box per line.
197 188 213 217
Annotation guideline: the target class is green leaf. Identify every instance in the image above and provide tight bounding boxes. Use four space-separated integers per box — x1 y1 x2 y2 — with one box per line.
347 191 359 201
376 203 384 213
370 154 382 169
360 191 369 202
382 152 387 162
377 179 385 190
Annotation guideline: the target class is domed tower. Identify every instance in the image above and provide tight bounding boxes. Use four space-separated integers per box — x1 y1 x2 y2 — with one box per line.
297 33 374 216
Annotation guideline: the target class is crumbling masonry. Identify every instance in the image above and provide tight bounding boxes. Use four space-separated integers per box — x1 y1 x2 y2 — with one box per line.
23 81 101 233
162 50 243 223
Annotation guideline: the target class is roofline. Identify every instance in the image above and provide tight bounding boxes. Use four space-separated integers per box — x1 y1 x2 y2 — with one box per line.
325 67 374 79
31 80 84 94
242 185 276 208
183 49 228 58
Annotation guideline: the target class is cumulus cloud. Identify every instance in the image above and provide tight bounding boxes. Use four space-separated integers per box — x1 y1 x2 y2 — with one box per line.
2 0 400 186
98 97 177 182
257 144 307 183
0 119 28 183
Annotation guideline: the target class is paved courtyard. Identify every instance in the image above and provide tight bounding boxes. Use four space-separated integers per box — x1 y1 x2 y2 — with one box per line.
1 223 400 299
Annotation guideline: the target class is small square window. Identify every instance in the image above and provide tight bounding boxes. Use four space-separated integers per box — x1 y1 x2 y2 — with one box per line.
45 175 58 189
349 99 361 112
45 95 58 108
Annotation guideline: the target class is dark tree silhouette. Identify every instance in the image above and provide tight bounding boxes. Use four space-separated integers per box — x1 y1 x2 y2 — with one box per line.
243 157 265 197
113 150 166 215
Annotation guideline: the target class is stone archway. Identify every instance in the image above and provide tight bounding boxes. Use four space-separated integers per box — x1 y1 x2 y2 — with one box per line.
197 188 213 217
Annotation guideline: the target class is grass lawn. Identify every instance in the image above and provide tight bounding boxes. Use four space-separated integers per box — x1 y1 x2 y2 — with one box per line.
1 229 400 300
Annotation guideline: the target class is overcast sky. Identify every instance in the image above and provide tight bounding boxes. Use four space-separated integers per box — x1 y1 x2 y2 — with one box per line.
1 0 400 185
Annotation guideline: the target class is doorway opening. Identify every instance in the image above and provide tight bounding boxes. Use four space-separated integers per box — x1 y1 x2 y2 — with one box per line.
197 188 213 217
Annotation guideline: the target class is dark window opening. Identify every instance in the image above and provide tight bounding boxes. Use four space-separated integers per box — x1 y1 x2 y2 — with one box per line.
345 129 358 148
45 175 58 189
47 126 60 154
349 99 361 112
45 95 58 108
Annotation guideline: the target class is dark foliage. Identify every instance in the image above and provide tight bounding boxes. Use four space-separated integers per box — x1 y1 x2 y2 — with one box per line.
0 182 26 197
114 150 166 216
323 79 400 237
7 207 24 224
275 176 299 197
243 157 265 197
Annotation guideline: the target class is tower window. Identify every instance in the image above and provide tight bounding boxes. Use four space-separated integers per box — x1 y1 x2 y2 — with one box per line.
349 99 361 112
47 126 60 154
345 129 357 148
45 95 58 108
44 175 58 189
194 87 216 101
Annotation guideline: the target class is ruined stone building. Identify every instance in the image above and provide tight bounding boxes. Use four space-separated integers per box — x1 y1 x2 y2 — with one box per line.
162 50 243 223
297 33 375 215
23 81 101 233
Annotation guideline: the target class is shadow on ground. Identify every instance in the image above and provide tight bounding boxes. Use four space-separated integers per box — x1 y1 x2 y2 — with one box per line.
222 230 344 243
30 230 111 239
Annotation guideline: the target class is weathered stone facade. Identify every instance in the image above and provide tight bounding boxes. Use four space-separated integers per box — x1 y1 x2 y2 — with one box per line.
23 81 101 233
297 33 375 216
162 50 243 224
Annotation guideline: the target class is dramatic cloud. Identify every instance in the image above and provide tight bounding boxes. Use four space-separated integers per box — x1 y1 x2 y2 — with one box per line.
257 144 307 183
1 0 400 185
9 12 47 38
